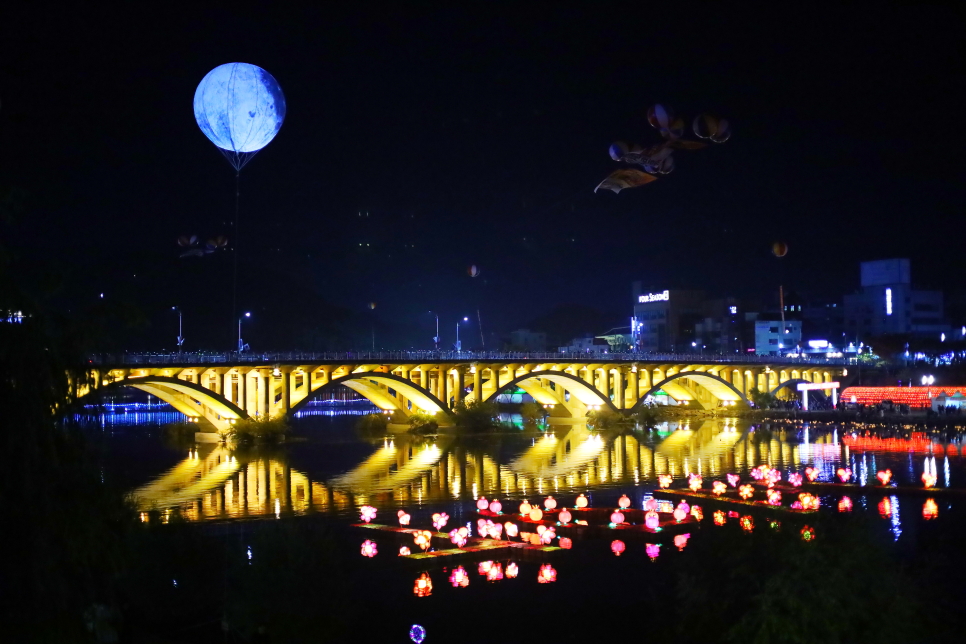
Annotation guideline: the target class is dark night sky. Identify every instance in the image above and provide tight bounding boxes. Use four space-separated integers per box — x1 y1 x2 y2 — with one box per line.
1 6 963 351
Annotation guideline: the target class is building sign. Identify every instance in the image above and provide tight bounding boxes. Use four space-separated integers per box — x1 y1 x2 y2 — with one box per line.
638 290 670 303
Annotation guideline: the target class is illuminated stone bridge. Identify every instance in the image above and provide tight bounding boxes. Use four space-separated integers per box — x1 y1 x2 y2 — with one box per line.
83 352 849 432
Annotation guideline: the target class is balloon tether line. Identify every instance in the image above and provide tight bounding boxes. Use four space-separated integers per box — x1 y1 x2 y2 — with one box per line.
232 170 240 351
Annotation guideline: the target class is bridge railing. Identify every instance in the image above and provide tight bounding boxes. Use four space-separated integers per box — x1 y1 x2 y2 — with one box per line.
88 350 855 367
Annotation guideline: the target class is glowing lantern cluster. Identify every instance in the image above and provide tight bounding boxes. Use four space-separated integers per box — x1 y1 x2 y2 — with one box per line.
740 515 754 532
559 537 573 549
413 530 433 551
800 525 816 542
537 564 557 583
766 489 782 506
477 519 503 539
838 496 853 512
489 499 502 514
611 539 626 556
399 546 411 556
713 510 726 526
646 543 661 561
712 481 727 496
618 494 631 509
674 533 690 551
738 484 754 500
878 497 892 517
764 469 781 488
397 510 411 526
726 473 740 487
788 473 803 487
476 497 489 511
413 572 433 597
750 464 770 480
836 468 852 483
449 526 469 548
432 512 449 530
536 525 556 544
359 505 377 523
575 493 589 508
799 493 819 511
449 566 470 587
804 467 819 482
691 505 704 521
558 508 572 524
922 472 938 488
519 500 532 516
486 563 504 582
876 470 892 486
923 498 938 520
544 496 557 511
360 540 378 558
658 474 672 489
688 473 703 491
645 510 659 530
504 522 519 538
506 562 519 578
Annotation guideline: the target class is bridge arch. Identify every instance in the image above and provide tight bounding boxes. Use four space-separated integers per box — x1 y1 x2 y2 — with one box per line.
482 371 617 417
78 376 248 431
631 371 748 411
289 372 451 417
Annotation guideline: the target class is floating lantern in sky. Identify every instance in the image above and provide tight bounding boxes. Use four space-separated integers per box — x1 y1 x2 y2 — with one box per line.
618 494 631 509
489 499 502 514
413 573 433 598
923 498 938 520
575 493 589 509
739 485 754 500
477 497 489 511
788 473 803 487
688 474 703 491
544 496 557 511
359 506 377 523
712 481 727 496
611 540 626 557
877 470 893 486
804 467 819 482
519 500 532 516
645 510 659 530
838 496 853 512
360 540 378 558
468 265 480 278
771 241 788 258
726 473 740 487
449 566 470 588
193 62 286 171
537 564 557 583
836 468 852 483
558 508 572 524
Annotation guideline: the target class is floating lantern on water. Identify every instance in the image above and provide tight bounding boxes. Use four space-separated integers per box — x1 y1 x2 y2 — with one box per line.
399 546 411 556
476 497 489 511
458 526 469 539
477 518 489 534
728 511 739 518
520 500 532 515
492 523 504 539
486 563 504 582
646 543 661 561
788 473 803 487
414 530 433 551
688 474 703 491
739 484 754 500
765 469 781 488
876 470 892 486
559 537 573 549
878 497 892 518
611 540 626 556
448 529 466 548
645 510 660 530
836 468 852 483
691 505 704 521
767 489 782 506
410 624 427 644
923 498 938 520
610 510 625 524
505 522 519 538
575 493 589 509
478 561 493 575
674 533 690 551
537 564 557 583
618 494 631 509
529 507 544 522
360 505 377 523
507 562 519 578
544 496 557 511
804 467 819 482
799 493 819 511
658 474 672 489
712 481 727 496
413 572 433 597
644 498 658 511
800 525 816 542
726 473 740 487
361 540 378 557
713 510 726 526
432 512 449 530
838 496 853 512
398 511 411 526
489 499 502 514
740 516 754 532
450 566 470 588
673 506 687 522
678 499 690 514
922 472 938 488
558 508 572 524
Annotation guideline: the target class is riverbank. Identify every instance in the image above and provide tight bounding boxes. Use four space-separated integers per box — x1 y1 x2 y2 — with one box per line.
661 407 966 430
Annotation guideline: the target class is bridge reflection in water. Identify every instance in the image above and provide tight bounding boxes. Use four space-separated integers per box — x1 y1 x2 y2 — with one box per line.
132 420 834 521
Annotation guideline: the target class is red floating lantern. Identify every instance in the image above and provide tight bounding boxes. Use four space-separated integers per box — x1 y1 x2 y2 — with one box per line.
923 498 938 520
611 540 626 557
876 470 892 486
618 494 631 509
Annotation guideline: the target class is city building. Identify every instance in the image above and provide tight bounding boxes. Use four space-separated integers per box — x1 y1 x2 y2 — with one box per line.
631 284 705 351
694 297 757 354
558 336 610 354
843 259 948 339
508 328 547 351
754 318 802 356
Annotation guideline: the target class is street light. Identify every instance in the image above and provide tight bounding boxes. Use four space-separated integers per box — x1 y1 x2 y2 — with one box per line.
171 306 184 350
456 316 468 352
428 311 439 351
238 312 251 352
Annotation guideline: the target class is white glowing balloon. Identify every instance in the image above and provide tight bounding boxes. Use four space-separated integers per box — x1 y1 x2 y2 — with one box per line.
193 62 286 169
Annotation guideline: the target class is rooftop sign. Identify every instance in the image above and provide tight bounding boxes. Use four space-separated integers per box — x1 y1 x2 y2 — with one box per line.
638 290 670 303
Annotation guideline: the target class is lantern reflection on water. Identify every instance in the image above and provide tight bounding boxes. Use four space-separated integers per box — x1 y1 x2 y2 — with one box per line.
878 497 892 518
922 472 938 488
360 505 377 523
361 540 377 558
575 493 589 508
611 540 626 556
559 537 573 549
646 543 661 561
537 564 557 583
800 525 816 542
486 563 504 582
449 566 470 588
713 510 726 526
507 562 519 578
740 516 754 532
674 533 690 551
413 573 433 597
877 470 892 486
923 498 938 520
478 561 493 575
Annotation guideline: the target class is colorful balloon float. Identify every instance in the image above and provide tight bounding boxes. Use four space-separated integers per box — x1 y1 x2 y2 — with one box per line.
772 241 788 258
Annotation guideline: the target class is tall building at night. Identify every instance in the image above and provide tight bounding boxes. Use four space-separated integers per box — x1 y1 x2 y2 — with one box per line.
631 284 704 351
843 259 947 339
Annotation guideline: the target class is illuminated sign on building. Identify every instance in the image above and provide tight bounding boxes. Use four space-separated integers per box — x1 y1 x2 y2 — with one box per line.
885 288 892 315
729 306 737 315
638 290 670 303
808 340 829 349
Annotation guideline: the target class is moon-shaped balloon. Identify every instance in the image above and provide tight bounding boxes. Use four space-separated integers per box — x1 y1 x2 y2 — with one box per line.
193 63 286 169
772 241 788 258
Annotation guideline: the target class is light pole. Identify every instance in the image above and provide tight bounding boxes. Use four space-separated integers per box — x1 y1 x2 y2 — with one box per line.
237 312 250 352
456 316 468 353
428 311 439 351
172 306 183 350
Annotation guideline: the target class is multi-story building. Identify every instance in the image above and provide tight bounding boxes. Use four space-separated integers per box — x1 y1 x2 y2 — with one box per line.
843 259 947 340
754 318 802 356
631 284 705 352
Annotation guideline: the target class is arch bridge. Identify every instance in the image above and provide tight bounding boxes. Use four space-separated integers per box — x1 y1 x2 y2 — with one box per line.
81 354 848 433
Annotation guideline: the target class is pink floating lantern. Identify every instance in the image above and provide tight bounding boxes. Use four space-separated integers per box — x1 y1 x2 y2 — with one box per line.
540 526 556 544
476 497 489 511
544 496 557 511
361 540 378 558
398 512 411 526
674 533 690 551
799 493 819 511
678 500 690 515
359 505 377 523
478 561 493 575
618 494 631 509
726 473 740 487
537 564 557 583
575 493 589 509
646 543 661 561
432 512 449 530
876 470 892 486
788 473 803 487
486 563 504 582
610 510 625 524
645 510 659 530
489 499 503 514
505 522 519 538
611 540 626 556
519 500 532 516
765 469 781 488
558 508 572 524
878 497 892 517
644 498 658 511
492 523 504 539
673 507 686 522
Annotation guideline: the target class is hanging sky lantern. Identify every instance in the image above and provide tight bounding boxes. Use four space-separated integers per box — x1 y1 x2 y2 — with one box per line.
645 510 659 530
558 508 572 524
726 473 740 487
476 497 489 511
611 540 626 557
772 241 788 258
544 496 557 511
618 495 631 510
838 496 853 513
489 499 502 514
923 499 939 520
575 494 589 509
658 475 672 489
877 470 893 486
193 62 286 171
360 540 378 558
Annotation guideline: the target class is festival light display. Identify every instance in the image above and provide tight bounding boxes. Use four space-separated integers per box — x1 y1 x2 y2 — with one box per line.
413 530 433 551
413 573 433 597
673 506 686 522
726 473 739 487
836 468 852 483
410 624 427 644
575 493 589 508
712 481 727 496
559 537 573 549
922 472 938 488
432 512 449 530
788 473 803 487
658 475 672 489
713 510 726 526
804 467 819 482
878 497 892 518
361 540 378 557
558 508 572 524
537 564 557 583
739 484 754 500
486 563 504 582
800 525 816 542
450 566 470 588
544 496 557 511
844 433 937 453
399 546 411 556
477 497 489 511
765 469 781 488
645 510 659 530
505 522 519 538
838 496 853 512
618 494 631 509
691 505 704 521
923 499 939 520
397 510 411 526
519 500 532 515
688 473 703 491
766 489 782 506
799 493 819 510
840 386 966 408
646 544 661 561
674 534 690 551
610 510 625 524
529 507 544 522
489 499 502 514
611 540 626 556
507 562 519 578
740 516 754 532
360 506 377 523
876 470 892 486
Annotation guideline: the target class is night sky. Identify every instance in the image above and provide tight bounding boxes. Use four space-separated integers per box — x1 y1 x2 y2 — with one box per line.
1 6 962 351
